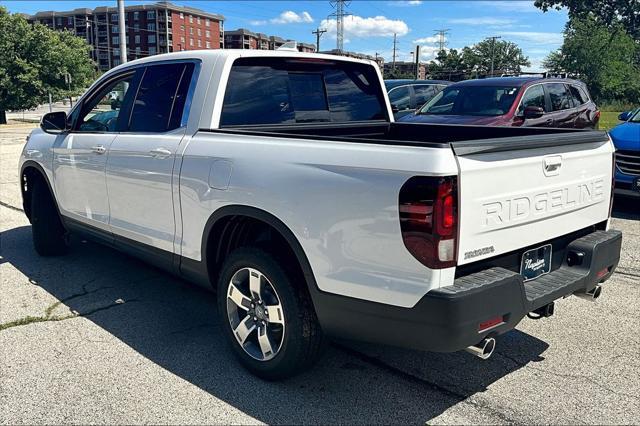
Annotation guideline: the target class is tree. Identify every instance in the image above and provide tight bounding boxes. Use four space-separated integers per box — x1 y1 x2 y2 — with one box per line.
427 40 530 81
427 49 468 80
543 17 640 103
0 7 95 124
461 38 531 76
384 69 415 79
534 0 639 41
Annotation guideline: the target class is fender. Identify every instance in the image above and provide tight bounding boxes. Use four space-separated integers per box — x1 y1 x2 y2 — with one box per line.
20 160 62 221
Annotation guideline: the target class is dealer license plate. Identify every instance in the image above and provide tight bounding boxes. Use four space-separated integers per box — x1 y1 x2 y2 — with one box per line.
520 244 552 281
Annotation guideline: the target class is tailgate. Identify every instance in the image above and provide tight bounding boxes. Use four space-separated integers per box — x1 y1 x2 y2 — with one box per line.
452 131 613 265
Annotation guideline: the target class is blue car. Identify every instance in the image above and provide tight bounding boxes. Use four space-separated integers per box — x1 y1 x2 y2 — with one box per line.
610 108 640 197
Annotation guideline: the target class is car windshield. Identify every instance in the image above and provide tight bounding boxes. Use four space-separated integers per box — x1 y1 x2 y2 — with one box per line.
630 109 640 123
418 85 519 116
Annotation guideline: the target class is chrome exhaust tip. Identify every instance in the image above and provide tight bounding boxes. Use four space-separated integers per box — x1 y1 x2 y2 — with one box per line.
575 285 602 302
465 337 496 360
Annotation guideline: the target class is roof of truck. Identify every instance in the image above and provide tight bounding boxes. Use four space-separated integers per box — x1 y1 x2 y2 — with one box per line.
107 49 379 76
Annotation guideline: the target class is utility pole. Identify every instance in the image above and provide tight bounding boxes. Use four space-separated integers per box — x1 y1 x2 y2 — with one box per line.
330 1 351 52
433 28 450 52
488 35 501 77
312 27 327 52
117 0 127 63
392 33 398 70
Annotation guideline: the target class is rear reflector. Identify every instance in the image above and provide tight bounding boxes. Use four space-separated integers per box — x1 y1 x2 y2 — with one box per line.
596 267 609 279
478 316 505 333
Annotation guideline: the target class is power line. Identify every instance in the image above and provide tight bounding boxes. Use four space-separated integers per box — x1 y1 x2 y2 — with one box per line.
312 27 327 52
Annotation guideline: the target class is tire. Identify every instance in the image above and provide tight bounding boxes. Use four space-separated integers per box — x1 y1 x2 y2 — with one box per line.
217 247 325 380
30 178 68 256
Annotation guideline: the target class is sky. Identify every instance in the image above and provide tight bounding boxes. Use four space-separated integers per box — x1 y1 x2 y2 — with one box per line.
2 0 569 71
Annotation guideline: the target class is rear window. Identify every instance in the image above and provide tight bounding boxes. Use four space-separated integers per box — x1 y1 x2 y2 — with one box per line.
418 86 519 116
220 57 387 126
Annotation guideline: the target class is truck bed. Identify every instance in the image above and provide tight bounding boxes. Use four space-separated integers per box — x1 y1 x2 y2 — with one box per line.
204 121 609 151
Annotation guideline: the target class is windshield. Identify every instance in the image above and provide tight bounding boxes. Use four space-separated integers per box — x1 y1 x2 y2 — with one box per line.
418 86 519 116
630 109 640 123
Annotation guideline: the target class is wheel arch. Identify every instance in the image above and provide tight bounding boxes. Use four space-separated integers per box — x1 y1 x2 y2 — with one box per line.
20 160 59 221
200 205 319 298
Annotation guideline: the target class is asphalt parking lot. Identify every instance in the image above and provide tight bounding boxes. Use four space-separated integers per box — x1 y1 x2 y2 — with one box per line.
1 124 639 424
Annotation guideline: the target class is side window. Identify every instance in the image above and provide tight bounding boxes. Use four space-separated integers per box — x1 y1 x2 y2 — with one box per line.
519 85 546 113
413 85 437 107
569 85 588 105
388 86 412 111
546 83 572 111
129 63 195 132
76 73 135 132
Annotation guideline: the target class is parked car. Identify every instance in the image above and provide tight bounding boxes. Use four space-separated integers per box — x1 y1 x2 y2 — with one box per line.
24 50 621 379
610 108 640 197
385 79 450 119
400 77 600 128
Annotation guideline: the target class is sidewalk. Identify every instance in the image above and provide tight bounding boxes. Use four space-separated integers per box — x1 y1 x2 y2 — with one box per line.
6 102 73 123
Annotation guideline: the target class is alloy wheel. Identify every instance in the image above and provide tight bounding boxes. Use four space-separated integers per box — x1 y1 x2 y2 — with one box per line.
226 267 285 361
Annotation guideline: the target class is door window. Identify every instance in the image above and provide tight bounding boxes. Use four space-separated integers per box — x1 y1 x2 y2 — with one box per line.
388 86 412 112
129 62 195 132
413 85 437 107
546 83 572 111
518 84 546 113
76 74 135 132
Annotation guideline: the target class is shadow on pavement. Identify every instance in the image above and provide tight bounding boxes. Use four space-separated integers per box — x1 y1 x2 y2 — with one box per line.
612 196 639 220
2 224 549 424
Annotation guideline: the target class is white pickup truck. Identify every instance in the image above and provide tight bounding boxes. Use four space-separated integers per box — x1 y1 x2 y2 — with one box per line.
21 50 622 379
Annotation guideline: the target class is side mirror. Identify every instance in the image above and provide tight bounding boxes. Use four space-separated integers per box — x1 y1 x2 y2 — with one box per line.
618 111 632 121
40 111 68 134
523 106 544 119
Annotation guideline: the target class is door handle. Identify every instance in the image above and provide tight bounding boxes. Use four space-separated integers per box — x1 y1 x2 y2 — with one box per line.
545 119 553 125
91 145 106 154
149 147 172 159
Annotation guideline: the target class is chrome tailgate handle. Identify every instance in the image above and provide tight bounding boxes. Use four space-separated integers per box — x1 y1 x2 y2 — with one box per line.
544 156 562 175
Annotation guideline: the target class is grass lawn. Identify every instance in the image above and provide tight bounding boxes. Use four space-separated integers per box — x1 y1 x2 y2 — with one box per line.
599 111 623 130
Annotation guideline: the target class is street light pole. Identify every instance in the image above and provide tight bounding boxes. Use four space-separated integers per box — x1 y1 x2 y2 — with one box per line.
488 35 501 77
118 0 127 63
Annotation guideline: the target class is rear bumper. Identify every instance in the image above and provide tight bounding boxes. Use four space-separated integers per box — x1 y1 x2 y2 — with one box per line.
311 229 622 353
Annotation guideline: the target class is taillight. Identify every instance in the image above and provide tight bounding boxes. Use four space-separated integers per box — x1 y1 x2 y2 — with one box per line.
399 176 458 269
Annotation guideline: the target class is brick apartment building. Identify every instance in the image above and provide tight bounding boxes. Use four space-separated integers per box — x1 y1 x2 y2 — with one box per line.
28 1 224 71
383 61 426 79
224 28 315 53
